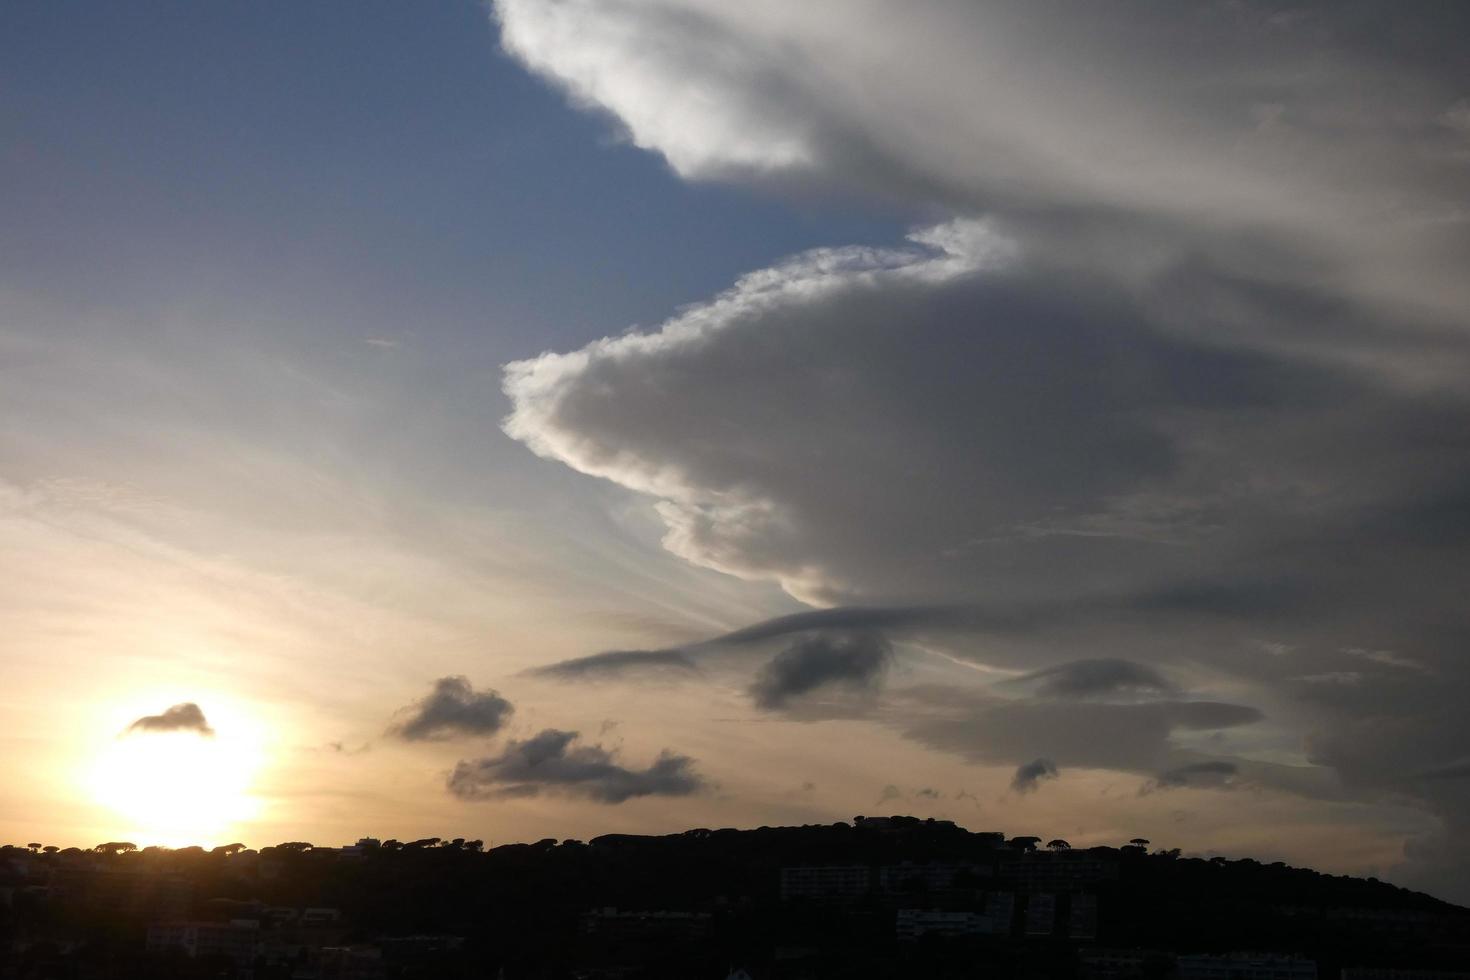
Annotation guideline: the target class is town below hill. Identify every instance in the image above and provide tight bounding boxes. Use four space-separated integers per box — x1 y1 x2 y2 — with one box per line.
3 815 1467 979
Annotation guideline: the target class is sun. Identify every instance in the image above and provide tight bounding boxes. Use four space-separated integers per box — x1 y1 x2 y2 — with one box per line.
88 703 265 848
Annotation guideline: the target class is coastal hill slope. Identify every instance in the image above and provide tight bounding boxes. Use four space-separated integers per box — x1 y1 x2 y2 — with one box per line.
3 815 1467 978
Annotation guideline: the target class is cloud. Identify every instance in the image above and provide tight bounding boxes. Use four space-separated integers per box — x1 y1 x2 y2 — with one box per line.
494 0 1470 326
1420 759 1470 781
498 205 1470 893
903 693 1261 779
1342 647 1434 675
749 631 892 709
915 787 941 800
526 648 698 680
1142 761 1241 795
528 589 1305 682
493 0 1470 901
1012 759 1058 794
1008 658 1175 700
527 605 976 680
447 729 706 803
389 677 514 741
502 217 1462 612
126 703 214 737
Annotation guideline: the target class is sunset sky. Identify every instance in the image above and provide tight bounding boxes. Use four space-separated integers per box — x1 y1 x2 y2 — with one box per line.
4 2 1470 903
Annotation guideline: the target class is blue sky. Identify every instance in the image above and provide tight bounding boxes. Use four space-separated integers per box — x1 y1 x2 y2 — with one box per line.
2 0 898 350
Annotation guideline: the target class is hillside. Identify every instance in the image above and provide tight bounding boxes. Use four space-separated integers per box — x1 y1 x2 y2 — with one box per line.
3 816 1467 978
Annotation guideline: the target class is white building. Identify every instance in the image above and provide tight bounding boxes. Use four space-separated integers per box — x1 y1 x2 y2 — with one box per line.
879 861 990 895
1026 893 1057 935
1342 971 1470 980
896 908 984 940
984 891 1016 933
1081 948 1149 978
1175 952 1317 980
779 865 872 900
1069 894 1099 939
146 919 260 964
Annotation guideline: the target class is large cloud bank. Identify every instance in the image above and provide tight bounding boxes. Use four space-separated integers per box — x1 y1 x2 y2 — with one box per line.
493 0 1470 899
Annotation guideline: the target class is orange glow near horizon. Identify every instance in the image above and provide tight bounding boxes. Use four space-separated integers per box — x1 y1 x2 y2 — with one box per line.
85 703 266 849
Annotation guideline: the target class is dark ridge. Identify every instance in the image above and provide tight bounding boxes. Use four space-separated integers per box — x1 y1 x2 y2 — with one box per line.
2 819 1465 978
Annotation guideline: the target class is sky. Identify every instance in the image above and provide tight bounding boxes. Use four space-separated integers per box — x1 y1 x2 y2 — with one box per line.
3 1 1469 902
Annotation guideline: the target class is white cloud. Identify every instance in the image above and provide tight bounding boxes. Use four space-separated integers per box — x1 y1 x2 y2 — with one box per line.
494 0 1470 328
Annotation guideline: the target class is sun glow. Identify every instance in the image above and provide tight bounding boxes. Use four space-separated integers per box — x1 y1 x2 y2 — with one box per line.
88 704 265 848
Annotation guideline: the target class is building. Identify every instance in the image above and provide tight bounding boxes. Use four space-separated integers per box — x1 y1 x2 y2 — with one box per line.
1175 952 1317 980
1000 850 1119 893
1080 948 1166 979
779 865 872 901
315 945 387 980
1342 971 1470 980
1026 893 1057 935
984 891 1016 935
1069 894 1099 940
582 907 712 941
879 861 991 899
1279 906 1469 942
146 919 261 965
896 908 986 940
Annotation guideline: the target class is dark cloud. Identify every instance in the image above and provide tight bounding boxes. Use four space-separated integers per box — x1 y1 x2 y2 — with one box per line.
905 696 1261 778
527 606 977 680
126 703 213 737
390 677 514 741
528 586 1299 683
1012 758 1059 794
1009 658 1175 700
915 787 942 800
1144 761 1241 794
447 729 706 803
749 631 892 710
715 606 974 645
526 648 698 680
1420 759 1470 781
